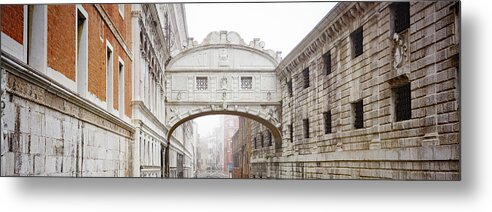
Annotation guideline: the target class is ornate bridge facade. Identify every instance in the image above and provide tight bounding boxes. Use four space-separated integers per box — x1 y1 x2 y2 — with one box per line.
164 31 283 141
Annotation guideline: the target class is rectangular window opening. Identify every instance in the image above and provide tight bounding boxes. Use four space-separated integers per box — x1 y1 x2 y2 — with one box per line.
323 51 331 75
196 77 208 90
118 60 125 117
394 83 411 121
324 111 332 134
76 8 88 97
353 100 364 129
106 45 113 111
391 2 410 34
303 119 309 139
241 76 253 90
289 124 293 142
303 68 310 88
351 27 363 58
287 80 293 97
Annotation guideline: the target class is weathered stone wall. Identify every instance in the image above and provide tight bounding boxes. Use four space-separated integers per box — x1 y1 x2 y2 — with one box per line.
1 69 134 177
251 1 460 180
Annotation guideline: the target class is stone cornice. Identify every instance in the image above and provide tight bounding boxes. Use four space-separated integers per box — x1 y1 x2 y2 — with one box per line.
276 2 375 81
1 52 135 138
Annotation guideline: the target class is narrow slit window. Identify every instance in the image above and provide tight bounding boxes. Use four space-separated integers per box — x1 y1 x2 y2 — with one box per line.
76 8 88 97
289 124 294 142
118 60 125 117
324 111 332 134
391 2 410 34
287 80 293 97
267 131 272 146
351 27 363 58
259 133 264 147
394 83 412 121
303 119 309 139
323 51 331 75
303 68 310 88
106 45 113 111
353 100 364 129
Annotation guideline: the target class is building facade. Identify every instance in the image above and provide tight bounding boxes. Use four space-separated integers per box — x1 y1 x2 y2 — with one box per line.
0 4 196 177
251 1 460 180
231 117 253 179
223 115 238 175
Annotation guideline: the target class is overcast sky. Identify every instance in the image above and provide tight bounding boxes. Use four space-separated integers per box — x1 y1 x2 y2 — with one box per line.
184 2 336 57
185 2 336 136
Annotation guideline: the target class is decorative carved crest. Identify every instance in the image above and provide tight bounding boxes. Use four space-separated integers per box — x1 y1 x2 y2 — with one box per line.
392 33 407 69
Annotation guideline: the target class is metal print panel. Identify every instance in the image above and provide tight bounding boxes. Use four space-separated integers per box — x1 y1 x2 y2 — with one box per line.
0 1 460 180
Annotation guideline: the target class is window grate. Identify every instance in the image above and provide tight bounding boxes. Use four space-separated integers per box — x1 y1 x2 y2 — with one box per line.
196 77 208 90
394 83 411 121
303 68 310 88
324 111 332 134
392 2 410 34
303 119 309 138
351 27 363 58
241 76 253 89
353 100 364 129
323 51 331 75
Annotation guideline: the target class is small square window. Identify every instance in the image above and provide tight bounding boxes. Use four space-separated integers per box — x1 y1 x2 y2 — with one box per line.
303 68 310 88
196 77 208 90
241 76 253 89
391 2 410 34
393 83 411 121
303 119 309 138
353 100 364 129
351 27 363 58
324 111 332 134
323 51 331 75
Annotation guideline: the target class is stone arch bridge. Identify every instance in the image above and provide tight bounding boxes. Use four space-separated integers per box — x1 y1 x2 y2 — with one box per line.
164 31 283 143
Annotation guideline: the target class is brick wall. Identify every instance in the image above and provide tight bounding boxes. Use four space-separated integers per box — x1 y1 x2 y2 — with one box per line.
1 5 24 44
48 5 76 81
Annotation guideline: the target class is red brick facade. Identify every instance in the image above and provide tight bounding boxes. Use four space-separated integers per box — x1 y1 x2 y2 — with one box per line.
47 5 76 81
2 4 132 118
1 5 24 44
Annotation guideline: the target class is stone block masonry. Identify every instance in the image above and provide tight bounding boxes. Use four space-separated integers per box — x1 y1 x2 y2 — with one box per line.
251 1 460 180
1 67 134 177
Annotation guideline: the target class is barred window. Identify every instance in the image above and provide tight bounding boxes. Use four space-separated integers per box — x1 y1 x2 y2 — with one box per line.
196 77 208 90
391 2 410 34
303 119 309 138
351 27 363 58
323 51 331 75
303 68 310 88
393 83 411 121
353 100 364 129
241 76 253 89
324 111 332 134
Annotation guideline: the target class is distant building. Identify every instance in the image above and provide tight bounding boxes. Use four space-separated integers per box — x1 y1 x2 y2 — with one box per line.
231 117 253 178
223 115 238 175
